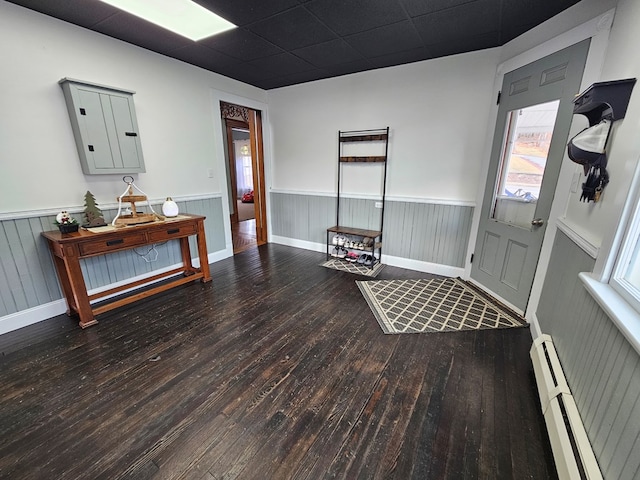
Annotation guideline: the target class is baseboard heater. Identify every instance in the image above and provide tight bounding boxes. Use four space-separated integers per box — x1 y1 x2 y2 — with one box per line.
530 334 603 480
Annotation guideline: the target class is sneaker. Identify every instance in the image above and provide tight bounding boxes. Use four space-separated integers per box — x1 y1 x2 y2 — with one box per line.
364 254 374 267
332 235 339 245
346 252 359 263
357 253 367 264
337 247 347 259
337 235 346 246
331 247 339 257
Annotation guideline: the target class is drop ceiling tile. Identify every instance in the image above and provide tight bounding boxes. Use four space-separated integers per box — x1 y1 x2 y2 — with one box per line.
426 31 501 58
248 7 337 51
400 0 476 18
215 63 271 88
249 53 316 79
501 0 580 41
170 44 240 71
412 1 500 46
367 47 432 69
293 39 363 68
345 21 423 58
262 69 329 89
202 28 283 61
304 0 407 36
500 21 538 44
321 59 376 77
6 0 117 28
194 0 300 27
7 0 585 89
92 12 192 53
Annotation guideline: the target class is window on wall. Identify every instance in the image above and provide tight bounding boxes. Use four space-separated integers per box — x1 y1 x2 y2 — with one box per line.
610 193 640 312
583 155 640 353
234 139 253 195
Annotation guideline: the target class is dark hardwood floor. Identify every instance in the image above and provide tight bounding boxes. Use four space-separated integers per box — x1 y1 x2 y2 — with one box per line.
232 219 257 254
0 244 556 479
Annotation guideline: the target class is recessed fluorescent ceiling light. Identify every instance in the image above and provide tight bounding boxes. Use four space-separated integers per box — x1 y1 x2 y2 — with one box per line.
99 0 236 41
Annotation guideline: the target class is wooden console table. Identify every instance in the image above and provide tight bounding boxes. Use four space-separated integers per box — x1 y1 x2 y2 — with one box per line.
42 214 211 328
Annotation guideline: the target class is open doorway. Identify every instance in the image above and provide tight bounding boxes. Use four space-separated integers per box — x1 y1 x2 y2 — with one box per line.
221 102 268 254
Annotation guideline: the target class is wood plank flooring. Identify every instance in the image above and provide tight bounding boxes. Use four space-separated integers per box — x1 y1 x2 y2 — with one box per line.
0 244 556 479
232 219 257 254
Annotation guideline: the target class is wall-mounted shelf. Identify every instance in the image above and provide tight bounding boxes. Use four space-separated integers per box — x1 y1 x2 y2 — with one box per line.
573 78 636 126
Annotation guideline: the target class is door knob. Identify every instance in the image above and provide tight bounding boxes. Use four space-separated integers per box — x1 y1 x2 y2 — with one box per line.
531 218 544 227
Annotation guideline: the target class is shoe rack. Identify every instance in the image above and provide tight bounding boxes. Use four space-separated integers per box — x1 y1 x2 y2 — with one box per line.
326 127 389 269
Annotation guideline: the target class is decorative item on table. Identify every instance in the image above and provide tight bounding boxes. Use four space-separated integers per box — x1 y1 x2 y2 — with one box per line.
112 176 161 227
162 197 179 217
82 190 107 227
55 211 79 233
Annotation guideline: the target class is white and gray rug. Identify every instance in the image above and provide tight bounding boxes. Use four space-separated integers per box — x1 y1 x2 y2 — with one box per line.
321 258 385 278
357 277 527 334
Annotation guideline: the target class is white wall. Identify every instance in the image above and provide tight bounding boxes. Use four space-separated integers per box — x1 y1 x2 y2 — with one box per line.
267 49 501 202
0 2 266 214
563 0 640 273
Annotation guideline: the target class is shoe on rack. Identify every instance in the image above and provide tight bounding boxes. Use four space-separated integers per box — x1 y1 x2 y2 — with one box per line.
332 235 339 245
331 247 339 257
364 255 374 267
337 247 347 259
357 253 367 264
337 235 346 246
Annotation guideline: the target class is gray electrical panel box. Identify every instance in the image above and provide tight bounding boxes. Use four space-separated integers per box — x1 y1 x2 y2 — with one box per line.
59 78 146 175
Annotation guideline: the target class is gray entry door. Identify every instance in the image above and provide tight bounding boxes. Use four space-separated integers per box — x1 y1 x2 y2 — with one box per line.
470 39 590 312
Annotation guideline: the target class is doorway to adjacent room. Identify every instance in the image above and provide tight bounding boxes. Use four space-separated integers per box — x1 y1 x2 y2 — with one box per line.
221 102 268 254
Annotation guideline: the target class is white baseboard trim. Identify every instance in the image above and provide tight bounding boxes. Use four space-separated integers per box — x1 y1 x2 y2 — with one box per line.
270 235 326 253
0 300 68 336
381 254 465 278
270 235 465 277
0 249 231 336
529 312 543 340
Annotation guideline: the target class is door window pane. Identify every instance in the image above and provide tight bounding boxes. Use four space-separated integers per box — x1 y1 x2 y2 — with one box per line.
491 100 560 229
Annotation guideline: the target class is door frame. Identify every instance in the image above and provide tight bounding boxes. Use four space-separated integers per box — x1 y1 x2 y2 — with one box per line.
464 13 613 320
471 40 590 313
211 90 272 259
225 118 247 225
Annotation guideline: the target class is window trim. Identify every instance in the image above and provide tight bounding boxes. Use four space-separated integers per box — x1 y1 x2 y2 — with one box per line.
580 153 640 356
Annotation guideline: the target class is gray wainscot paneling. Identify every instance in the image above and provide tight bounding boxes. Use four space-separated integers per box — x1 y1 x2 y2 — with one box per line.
0 196 225 318
270 192 473 268
537 229 640 480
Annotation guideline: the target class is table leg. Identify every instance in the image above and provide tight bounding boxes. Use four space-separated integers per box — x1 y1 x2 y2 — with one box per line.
196 220 212 282
179 237 195 276
60 245 98 328
52 254 77 316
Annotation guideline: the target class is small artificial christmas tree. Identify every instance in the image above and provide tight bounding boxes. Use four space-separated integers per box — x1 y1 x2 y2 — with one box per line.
83 191 107 227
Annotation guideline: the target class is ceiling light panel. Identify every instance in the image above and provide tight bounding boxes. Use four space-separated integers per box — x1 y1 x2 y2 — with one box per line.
99 0 236 41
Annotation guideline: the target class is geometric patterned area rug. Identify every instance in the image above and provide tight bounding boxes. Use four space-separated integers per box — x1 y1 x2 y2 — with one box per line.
321 258 385 278
356 277 527 334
